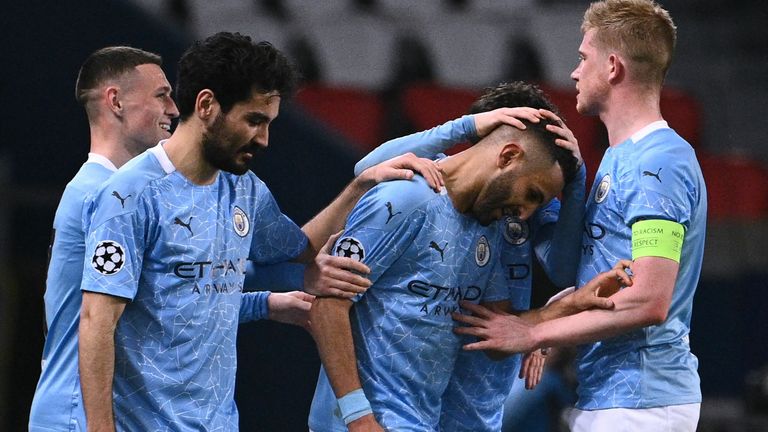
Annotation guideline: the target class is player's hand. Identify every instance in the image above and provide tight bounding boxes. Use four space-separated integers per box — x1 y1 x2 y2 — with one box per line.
267 291 315 331
563 259 633 313
473 107 543 138
304 232 372 299
519 349 548 390
357 152 443 192
452 301 537 355
538 109 583 168
347 414 385 432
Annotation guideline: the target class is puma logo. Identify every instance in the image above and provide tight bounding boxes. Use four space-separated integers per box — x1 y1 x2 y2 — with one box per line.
429 241 447 261
642 168 662 183
385 202 402 224
111 191 132 208
173 217 194 236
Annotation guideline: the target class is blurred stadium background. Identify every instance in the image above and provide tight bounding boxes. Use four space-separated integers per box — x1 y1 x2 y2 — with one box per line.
1 0 767 430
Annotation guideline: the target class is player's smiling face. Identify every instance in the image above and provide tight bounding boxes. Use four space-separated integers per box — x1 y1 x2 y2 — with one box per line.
571 29 610 116
202 89 281 175
120 64 178 154
471 163 564 226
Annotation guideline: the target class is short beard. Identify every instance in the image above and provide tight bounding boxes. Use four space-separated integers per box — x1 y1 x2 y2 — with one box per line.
472 171 519 226
201 113 250 176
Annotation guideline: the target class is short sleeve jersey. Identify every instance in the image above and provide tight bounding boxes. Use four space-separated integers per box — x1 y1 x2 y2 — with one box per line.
80 144 306 430
309 175 508 432
575 122 706 409
439 199 561 432
29 155 116 431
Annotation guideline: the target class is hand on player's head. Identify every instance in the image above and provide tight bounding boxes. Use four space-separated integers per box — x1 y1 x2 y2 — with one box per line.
538 109 583 168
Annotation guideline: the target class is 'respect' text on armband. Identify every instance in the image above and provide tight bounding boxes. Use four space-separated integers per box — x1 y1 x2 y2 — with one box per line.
631 219 685 263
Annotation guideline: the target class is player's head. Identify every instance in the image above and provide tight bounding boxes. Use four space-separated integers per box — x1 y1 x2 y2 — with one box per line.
175 32 297 175
467 81 560 144
469 120 579 225
572 0 676 114
469 81 558 115
76 46 178 154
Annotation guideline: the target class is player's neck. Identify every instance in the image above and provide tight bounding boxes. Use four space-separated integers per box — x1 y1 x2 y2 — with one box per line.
163 123 219 185
602 86 663 147
89 125 135 168
438 150 492 214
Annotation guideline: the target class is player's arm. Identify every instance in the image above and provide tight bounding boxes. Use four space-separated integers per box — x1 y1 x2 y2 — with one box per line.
79 291 128 432
455 222 683 354
532 112 587 288
238 289 315 331
296 153 441 264
532 165 586 288
354 108 544 175
310 297 383 431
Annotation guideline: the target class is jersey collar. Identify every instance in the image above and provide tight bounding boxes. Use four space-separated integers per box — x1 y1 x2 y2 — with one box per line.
149 140 176 174
86 153 118 172
630 120 669 143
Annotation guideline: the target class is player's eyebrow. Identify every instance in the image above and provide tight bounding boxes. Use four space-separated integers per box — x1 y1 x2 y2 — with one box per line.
245 112 271 124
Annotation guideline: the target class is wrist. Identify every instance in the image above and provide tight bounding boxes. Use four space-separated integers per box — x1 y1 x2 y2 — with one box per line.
337 388 373 425
530 323 547 351
351 171 375 192
264 292 274 320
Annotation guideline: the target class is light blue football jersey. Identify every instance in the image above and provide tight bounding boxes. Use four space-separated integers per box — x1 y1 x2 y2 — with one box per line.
352 115 586 430
80 144 307 430
29 155 116 432
308 174 508 432
576 121 706 409
439 199 561 432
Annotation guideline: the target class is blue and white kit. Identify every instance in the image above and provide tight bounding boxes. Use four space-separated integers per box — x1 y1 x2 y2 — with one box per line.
309 174 509 432
80 143 307 430
29 154 116 432
575 121 706 409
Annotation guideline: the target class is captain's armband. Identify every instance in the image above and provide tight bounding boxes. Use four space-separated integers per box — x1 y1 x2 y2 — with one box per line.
631 219 685 263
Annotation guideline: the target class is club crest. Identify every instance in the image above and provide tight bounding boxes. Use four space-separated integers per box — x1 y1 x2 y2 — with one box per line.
475 235 491 267
503 216 529 245
233 206 250 237
595 174 611 204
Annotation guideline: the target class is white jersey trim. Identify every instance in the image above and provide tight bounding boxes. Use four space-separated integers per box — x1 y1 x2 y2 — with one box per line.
86 153 118 172
149 140 176 174
630 120 669 144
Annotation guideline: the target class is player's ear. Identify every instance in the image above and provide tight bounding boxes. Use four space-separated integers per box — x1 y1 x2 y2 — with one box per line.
498 142 524 169
196 89 218 121
105 86 122 116
607 53 625 84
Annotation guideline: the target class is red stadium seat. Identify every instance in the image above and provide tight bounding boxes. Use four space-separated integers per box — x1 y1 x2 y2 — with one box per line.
401 83 481 154
293 84 386 152
661 87 702 147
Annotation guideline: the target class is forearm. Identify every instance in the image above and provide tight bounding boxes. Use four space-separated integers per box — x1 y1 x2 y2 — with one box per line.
354 115 476 175
239 291 271 323
79 296 122 431
310 297 363 396
532 273 674 349
535 164 586 288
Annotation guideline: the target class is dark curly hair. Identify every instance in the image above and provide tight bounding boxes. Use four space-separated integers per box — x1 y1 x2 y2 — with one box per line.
176 32 297 120
471 82 578 183
469 81 558 116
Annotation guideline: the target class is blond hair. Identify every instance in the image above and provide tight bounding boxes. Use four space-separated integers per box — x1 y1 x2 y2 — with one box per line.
582 0 676 85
